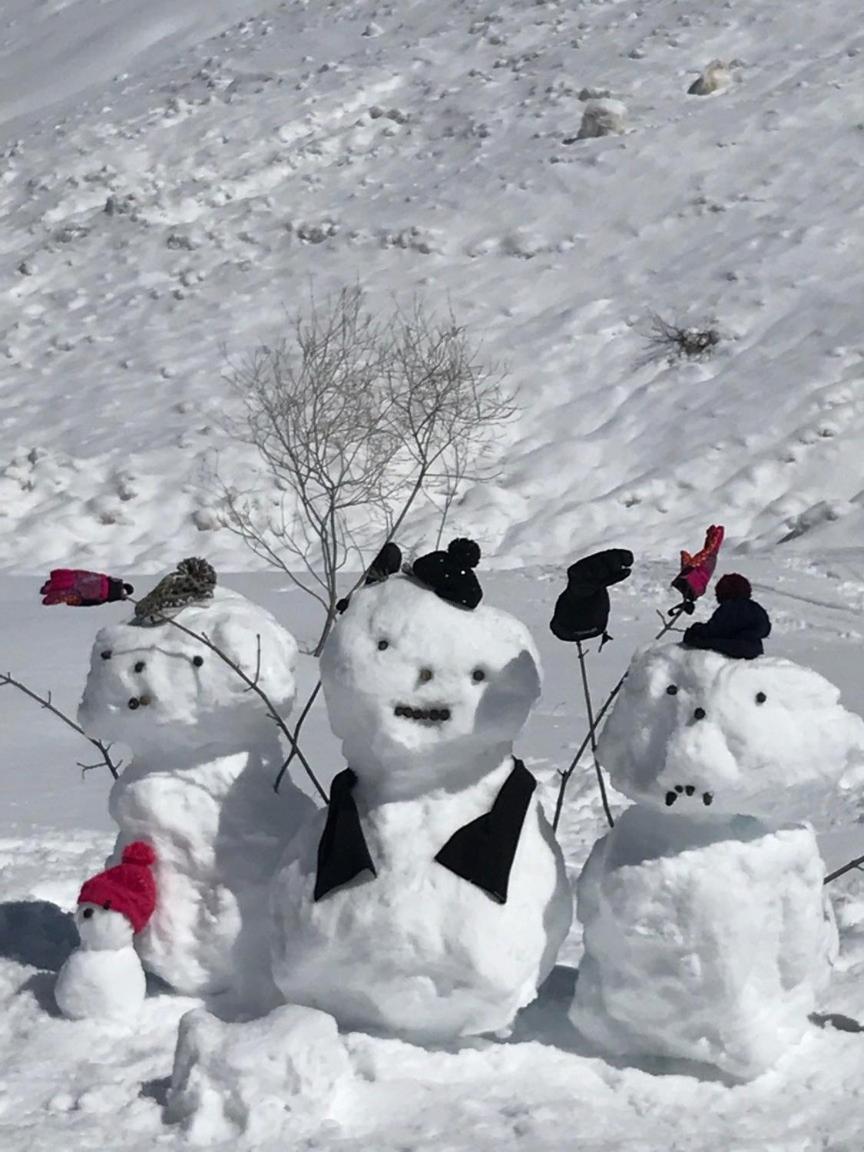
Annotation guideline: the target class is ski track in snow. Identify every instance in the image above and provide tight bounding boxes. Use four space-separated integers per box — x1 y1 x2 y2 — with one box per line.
0 0 862 571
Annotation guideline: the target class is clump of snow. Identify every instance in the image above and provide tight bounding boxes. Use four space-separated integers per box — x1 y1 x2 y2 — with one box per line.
597 643 864 822
577 99 627 139
54 904 146 1021
166 1004 352 1144
570 806 837 1079
78 584 316 999
271 576 571 1042
688 60 733 96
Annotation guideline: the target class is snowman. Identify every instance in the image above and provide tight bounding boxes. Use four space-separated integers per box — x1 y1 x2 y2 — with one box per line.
55 841 157 1021
270 539 572 1043
569 575 864 1079
78 559 316 1003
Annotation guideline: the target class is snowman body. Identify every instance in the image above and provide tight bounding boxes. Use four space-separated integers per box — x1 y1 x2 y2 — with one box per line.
271 576 572 1042
55 905 146 1021
79 587 315 999
570 643 864 1078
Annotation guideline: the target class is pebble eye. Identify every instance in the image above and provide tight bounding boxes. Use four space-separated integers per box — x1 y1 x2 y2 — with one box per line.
101 650 112 660
472 668 486 683
102 901 112 911
755 691 767 704
666 685 678 696
377 639 389 651
134 660 146 673
192 655 204 667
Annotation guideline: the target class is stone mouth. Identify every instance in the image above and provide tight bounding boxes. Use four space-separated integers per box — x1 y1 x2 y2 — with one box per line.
664 784 714 808
393 704 451 724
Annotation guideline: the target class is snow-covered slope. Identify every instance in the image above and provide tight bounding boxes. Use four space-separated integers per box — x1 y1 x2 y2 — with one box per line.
1 0 862 571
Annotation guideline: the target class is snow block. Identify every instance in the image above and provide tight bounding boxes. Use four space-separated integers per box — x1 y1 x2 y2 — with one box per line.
166 1004 352 1145
570 807 837 1079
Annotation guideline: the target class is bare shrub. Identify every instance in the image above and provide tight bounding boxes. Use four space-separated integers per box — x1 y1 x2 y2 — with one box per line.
643 312 721 361
220 286 514 654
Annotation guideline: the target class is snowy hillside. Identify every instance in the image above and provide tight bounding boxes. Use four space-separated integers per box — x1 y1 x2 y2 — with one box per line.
1 0 862 571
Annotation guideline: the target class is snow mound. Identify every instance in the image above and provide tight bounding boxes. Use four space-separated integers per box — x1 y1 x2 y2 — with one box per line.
166 1004 352 1145
78 585 298 751
570 806 837 1080
597 643 864 822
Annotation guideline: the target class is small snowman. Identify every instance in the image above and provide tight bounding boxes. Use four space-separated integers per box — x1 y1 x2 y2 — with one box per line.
55 841 157 1022
78 558 316 1001
570 575 864 1079
271 539 572 1043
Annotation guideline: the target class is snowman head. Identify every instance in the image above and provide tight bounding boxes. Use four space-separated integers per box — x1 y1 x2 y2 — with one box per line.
78 587 297 754
75 903 136 951
598 642 864 821
320 576 541 800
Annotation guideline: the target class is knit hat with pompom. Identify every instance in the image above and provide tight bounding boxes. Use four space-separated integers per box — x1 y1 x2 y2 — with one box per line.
409 538 483 609
77 841 157 935
715 573 752 603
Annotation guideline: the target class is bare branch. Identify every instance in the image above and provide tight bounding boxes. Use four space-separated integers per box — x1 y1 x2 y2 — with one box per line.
1 672 121 780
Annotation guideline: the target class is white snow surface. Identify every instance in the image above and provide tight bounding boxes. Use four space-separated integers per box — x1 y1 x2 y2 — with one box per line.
272 577 571 1041
570 807 838 1080
3 564 864 1150
79 586 315 998
166 1004 353 1145
1 0 863 573
598 642 864 822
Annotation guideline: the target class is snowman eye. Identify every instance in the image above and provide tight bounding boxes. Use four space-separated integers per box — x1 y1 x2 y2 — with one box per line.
192 655 204 667
377 639 389 651
666 685 678 696
755 691 767 704
472 668 486 683
101 650 112 660
102 901 112 911
134 660 146 673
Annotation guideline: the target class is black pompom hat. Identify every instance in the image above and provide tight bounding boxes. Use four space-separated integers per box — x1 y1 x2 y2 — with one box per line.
409 538 483 610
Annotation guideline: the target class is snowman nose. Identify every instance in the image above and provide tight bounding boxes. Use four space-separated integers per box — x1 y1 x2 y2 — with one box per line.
82 908 94 920
693 707 707 721
418 667 434 684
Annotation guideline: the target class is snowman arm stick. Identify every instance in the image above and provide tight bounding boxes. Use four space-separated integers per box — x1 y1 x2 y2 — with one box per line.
551 604 685 834
577 640 615 830
132 608 328 804
0 672 121 780
824 855 864 885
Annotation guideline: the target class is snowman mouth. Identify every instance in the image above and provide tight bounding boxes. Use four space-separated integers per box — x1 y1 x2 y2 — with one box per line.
393 704 451 724
665 785 714 808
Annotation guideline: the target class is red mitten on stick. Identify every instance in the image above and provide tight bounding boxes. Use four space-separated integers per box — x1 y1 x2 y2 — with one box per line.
40 569 133 607
671 525 724 603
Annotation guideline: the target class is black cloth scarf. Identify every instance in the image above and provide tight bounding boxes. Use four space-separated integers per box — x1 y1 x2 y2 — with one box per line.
314 759 537 904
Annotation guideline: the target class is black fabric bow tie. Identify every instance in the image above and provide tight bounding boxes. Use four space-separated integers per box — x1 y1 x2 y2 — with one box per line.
314 759 537 904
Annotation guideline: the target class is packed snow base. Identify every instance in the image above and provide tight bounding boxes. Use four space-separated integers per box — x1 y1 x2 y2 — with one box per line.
571 807 837 1080
271 576 572 1042
78 587 315 1000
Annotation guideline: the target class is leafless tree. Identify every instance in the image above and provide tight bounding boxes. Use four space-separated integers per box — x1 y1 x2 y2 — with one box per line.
220 286 515 654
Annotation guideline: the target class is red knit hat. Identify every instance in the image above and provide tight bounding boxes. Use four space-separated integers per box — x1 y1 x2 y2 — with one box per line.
78 841 157 935
715 573 752 603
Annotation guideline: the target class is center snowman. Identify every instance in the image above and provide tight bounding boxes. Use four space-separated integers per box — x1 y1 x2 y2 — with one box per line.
271 540 572 1043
